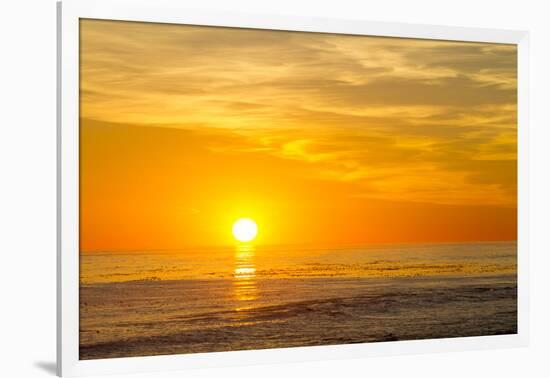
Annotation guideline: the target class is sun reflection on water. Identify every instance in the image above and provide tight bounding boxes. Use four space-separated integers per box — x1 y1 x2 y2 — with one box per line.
233 243 258 302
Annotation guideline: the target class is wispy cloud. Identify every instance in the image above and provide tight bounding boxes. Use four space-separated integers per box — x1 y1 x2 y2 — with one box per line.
80 19 516 208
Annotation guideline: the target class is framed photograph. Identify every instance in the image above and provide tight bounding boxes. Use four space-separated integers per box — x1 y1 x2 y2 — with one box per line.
57 0 530 376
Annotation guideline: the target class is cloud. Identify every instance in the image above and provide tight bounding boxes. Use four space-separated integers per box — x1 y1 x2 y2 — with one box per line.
79 19 517 208
80 19 516 123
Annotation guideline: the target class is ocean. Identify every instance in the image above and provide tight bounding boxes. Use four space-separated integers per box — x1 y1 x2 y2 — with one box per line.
79 241 517 359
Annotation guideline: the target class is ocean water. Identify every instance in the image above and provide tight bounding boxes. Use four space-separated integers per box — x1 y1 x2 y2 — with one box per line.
79 241 517 359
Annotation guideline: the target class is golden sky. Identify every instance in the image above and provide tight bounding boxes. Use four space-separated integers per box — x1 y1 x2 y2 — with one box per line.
79 19 517 251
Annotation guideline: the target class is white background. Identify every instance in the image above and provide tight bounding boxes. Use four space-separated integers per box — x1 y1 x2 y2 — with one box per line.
1 0 549 377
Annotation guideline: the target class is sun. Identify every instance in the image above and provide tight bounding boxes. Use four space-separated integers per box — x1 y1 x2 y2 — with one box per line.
232 218 258 242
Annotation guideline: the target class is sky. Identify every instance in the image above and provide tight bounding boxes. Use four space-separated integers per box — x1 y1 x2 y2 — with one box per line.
79 19 517 251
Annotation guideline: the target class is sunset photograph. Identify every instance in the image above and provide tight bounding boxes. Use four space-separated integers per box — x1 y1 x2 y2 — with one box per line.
78 19 517 359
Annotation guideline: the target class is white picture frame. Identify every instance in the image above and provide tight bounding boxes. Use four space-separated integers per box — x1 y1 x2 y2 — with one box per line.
57 0 530 376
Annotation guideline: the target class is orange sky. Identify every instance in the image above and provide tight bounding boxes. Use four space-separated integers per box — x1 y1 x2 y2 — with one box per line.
79 19 517 251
